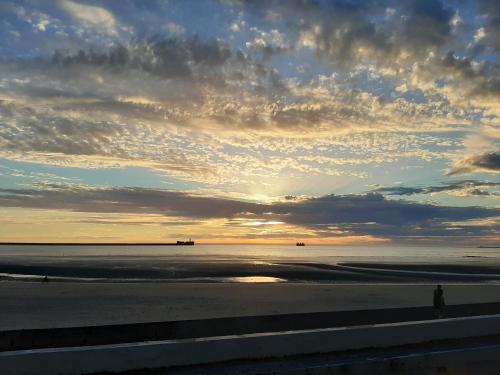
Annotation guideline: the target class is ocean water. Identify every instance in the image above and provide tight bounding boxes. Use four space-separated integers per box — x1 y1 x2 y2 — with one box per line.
0 244 499 282
0 243 498 260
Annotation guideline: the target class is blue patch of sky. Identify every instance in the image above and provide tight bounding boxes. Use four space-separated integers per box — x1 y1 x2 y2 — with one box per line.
0 159 201 190
399 89 428 104
353 158 444 188
320 68 401 103
114 0 233 41
435 78 452 88
0 2 115 56
450 1 499 63
0 0 234 57
271 48 332 83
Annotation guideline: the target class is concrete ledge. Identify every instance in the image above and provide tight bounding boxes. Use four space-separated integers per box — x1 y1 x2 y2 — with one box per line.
5 302 500 352
2 314 500 375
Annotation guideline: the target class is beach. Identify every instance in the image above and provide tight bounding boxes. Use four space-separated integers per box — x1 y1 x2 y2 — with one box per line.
3 282 500 330
3 244 500 330
3 245 500 374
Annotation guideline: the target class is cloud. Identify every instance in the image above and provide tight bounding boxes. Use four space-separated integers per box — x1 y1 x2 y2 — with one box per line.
0 185 266 219
437 52 500 100
0 0 498 192
375 180 500 196
400 0 453 50
0 185 497 240
59 0 117 35
460 188 498 197
1 30 469 186
3 33 285 105
41 35 233 80
246 28 291 58
478 0 500 52
234 0 500 119
236 0 454 66
448 152 500 175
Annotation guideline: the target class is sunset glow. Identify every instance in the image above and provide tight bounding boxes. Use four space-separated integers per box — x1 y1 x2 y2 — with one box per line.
0 0 498 245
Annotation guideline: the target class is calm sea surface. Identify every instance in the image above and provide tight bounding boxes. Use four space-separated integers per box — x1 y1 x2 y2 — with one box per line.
0 244 498 263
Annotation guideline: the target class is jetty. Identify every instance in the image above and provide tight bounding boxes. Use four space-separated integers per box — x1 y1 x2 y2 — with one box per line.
0 241 195 246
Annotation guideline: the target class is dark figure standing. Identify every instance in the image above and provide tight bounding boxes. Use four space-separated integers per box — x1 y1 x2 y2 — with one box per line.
433 285 445 318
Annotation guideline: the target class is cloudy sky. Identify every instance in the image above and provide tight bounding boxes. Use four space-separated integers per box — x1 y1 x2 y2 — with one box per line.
0 0 498 244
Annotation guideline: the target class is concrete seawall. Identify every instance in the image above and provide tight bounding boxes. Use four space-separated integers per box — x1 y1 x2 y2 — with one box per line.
2 314 500 375
3 301 500 351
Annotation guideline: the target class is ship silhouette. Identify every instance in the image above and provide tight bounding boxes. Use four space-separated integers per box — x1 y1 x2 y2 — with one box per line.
177 239 195 246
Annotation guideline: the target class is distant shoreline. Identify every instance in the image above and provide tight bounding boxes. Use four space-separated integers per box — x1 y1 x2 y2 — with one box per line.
0 242 193 246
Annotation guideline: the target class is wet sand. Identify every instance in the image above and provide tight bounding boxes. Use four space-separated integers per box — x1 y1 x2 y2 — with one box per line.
3 260 500 282
2 282 500 330
341 262 500 275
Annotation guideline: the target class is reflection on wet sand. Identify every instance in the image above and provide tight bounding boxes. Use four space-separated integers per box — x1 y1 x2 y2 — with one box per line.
228 276 287 283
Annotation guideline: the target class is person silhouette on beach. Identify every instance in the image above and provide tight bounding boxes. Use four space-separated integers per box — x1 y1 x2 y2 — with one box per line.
433 284 445 318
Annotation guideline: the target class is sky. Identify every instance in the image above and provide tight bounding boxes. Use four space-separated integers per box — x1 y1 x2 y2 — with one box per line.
0 0 498 245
